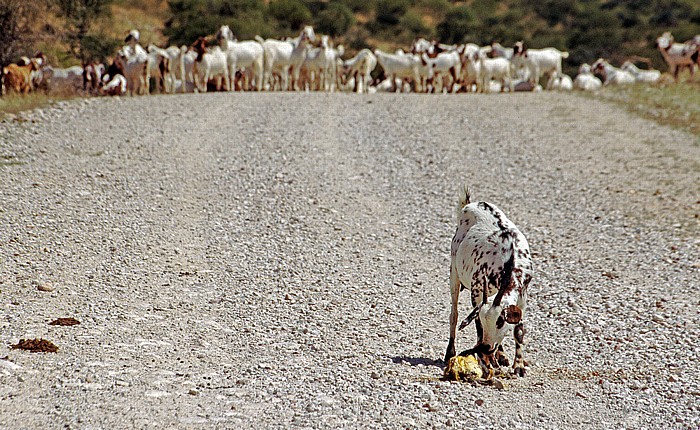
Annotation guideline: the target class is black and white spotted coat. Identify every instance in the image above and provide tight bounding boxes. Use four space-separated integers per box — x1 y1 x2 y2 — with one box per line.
445 188 533 376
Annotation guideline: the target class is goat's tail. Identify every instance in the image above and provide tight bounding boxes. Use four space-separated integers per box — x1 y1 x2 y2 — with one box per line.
456 184 471 220
459 184 471 209
561 51 570 59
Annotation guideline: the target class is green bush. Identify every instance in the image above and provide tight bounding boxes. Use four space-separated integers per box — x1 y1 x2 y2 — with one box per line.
165 0 272 44
268 0 312 31
376 0 410 26
316 3 355 37
399 11 430 40
337 0 374 13
436 6 476 44
530 0 578 26
80 34 120 62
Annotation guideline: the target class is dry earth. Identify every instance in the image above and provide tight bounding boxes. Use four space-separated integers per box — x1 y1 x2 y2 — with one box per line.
1 92 699 429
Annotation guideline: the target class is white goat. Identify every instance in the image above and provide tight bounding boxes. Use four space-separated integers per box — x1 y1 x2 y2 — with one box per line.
445 186 533 377
422 49 461 93
121 30 150 95
372 77 411 93
573 64 602 91
620 61 661 83
216 25 264 91
148 44 183 93
457 43 494 92
466 52 512 93
591 59 635 86
260 26 315 91
512 41 569 88
342 49 377 94
303 35 337 91
114 46 149 96
655 32 698 80
547 73 573 91
43 65 84 94
490 42 514 60
374 49 422 92
190 37 229 92
174 46 197 93
100 74 127 96
411 37 433 55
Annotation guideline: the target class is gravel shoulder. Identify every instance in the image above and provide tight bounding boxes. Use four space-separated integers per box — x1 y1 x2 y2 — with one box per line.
1 92 699 429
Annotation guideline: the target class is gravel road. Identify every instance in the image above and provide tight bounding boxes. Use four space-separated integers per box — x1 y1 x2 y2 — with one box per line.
1 92 699 429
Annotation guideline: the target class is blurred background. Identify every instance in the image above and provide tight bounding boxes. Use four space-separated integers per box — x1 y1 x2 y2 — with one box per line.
1 0 699 77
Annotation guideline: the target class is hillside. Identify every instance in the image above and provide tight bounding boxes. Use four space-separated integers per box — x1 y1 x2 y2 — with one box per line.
6 0 700 76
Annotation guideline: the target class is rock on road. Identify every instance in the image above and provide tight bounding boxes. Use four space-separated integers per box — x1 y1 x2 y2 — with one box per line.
1 92 699 429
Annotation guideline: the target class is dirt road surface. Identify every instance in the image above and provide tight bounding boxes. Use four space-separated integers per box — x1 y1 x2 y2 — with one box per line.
1 92 698 429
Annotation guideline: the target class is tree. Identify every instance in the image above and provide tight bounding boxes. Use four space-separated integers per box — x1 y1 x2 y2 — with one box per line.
375 0 410 26
268 0 312 31
316 3 355 37
165 0 273 45
0 0 41 66
437 6 476 44
54 0 113 62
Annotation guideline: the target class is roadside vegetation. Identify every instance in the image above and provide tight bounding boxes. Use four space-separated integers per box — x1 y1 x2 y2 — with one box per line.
595 75 700 138
0 93 72 119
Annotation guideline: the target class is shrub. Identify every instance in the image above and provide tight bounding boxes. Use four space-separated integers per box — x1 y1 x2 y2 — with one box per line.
399 11 430 41
268 0 312 31
437 6 476 44
376 0 410 26
80 34 120 63
316 3 355 37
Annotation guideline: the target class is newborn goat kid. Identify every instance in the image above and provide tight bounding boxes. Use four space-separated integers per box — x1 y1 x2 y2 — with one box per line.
445 187 533 376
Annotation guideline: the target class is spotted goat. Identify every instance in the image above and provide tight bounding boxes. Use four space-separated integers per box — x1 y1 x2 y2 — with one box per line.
445 186 533 376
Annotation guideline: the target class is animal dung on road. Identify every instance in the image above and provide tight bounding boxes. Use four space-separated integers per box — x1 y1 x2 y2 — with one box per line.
443 355 483 381
10 338 59 353
48 317 80 326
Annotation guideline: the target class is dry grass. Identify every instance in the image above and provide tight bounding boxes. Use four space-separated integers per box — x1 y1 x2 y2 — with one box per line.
0 92 76 119
105 2 169 45
595 73 700 140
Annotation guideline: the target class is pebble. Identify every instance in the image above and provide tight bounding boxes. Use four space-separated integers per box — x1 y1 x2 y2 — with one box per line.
36 282 55 292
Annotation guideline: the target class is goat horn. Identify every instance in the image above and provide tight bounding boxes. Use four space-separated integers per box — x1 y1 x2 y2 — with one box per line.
459 304 482 331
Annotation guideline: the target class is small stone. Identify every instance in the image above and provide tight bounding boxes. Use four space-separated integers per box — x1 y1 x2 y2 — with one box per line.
37 283 55 292
188 389 198 396
423 402 439 412
370 371 380 379
475 399 484 406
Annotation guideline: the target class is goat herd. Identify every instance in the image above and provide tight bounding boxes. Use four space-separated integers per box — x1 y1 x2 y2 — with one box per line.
2 27 699 98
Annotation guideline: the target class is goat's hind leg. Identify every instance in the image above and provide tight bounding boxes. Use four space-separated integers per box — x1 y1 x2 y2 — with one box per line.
444 272 461 363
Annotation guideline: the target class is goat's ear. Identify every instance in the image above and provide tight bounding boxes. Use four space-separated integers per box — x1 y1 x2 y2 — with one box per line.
503 305 522 324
